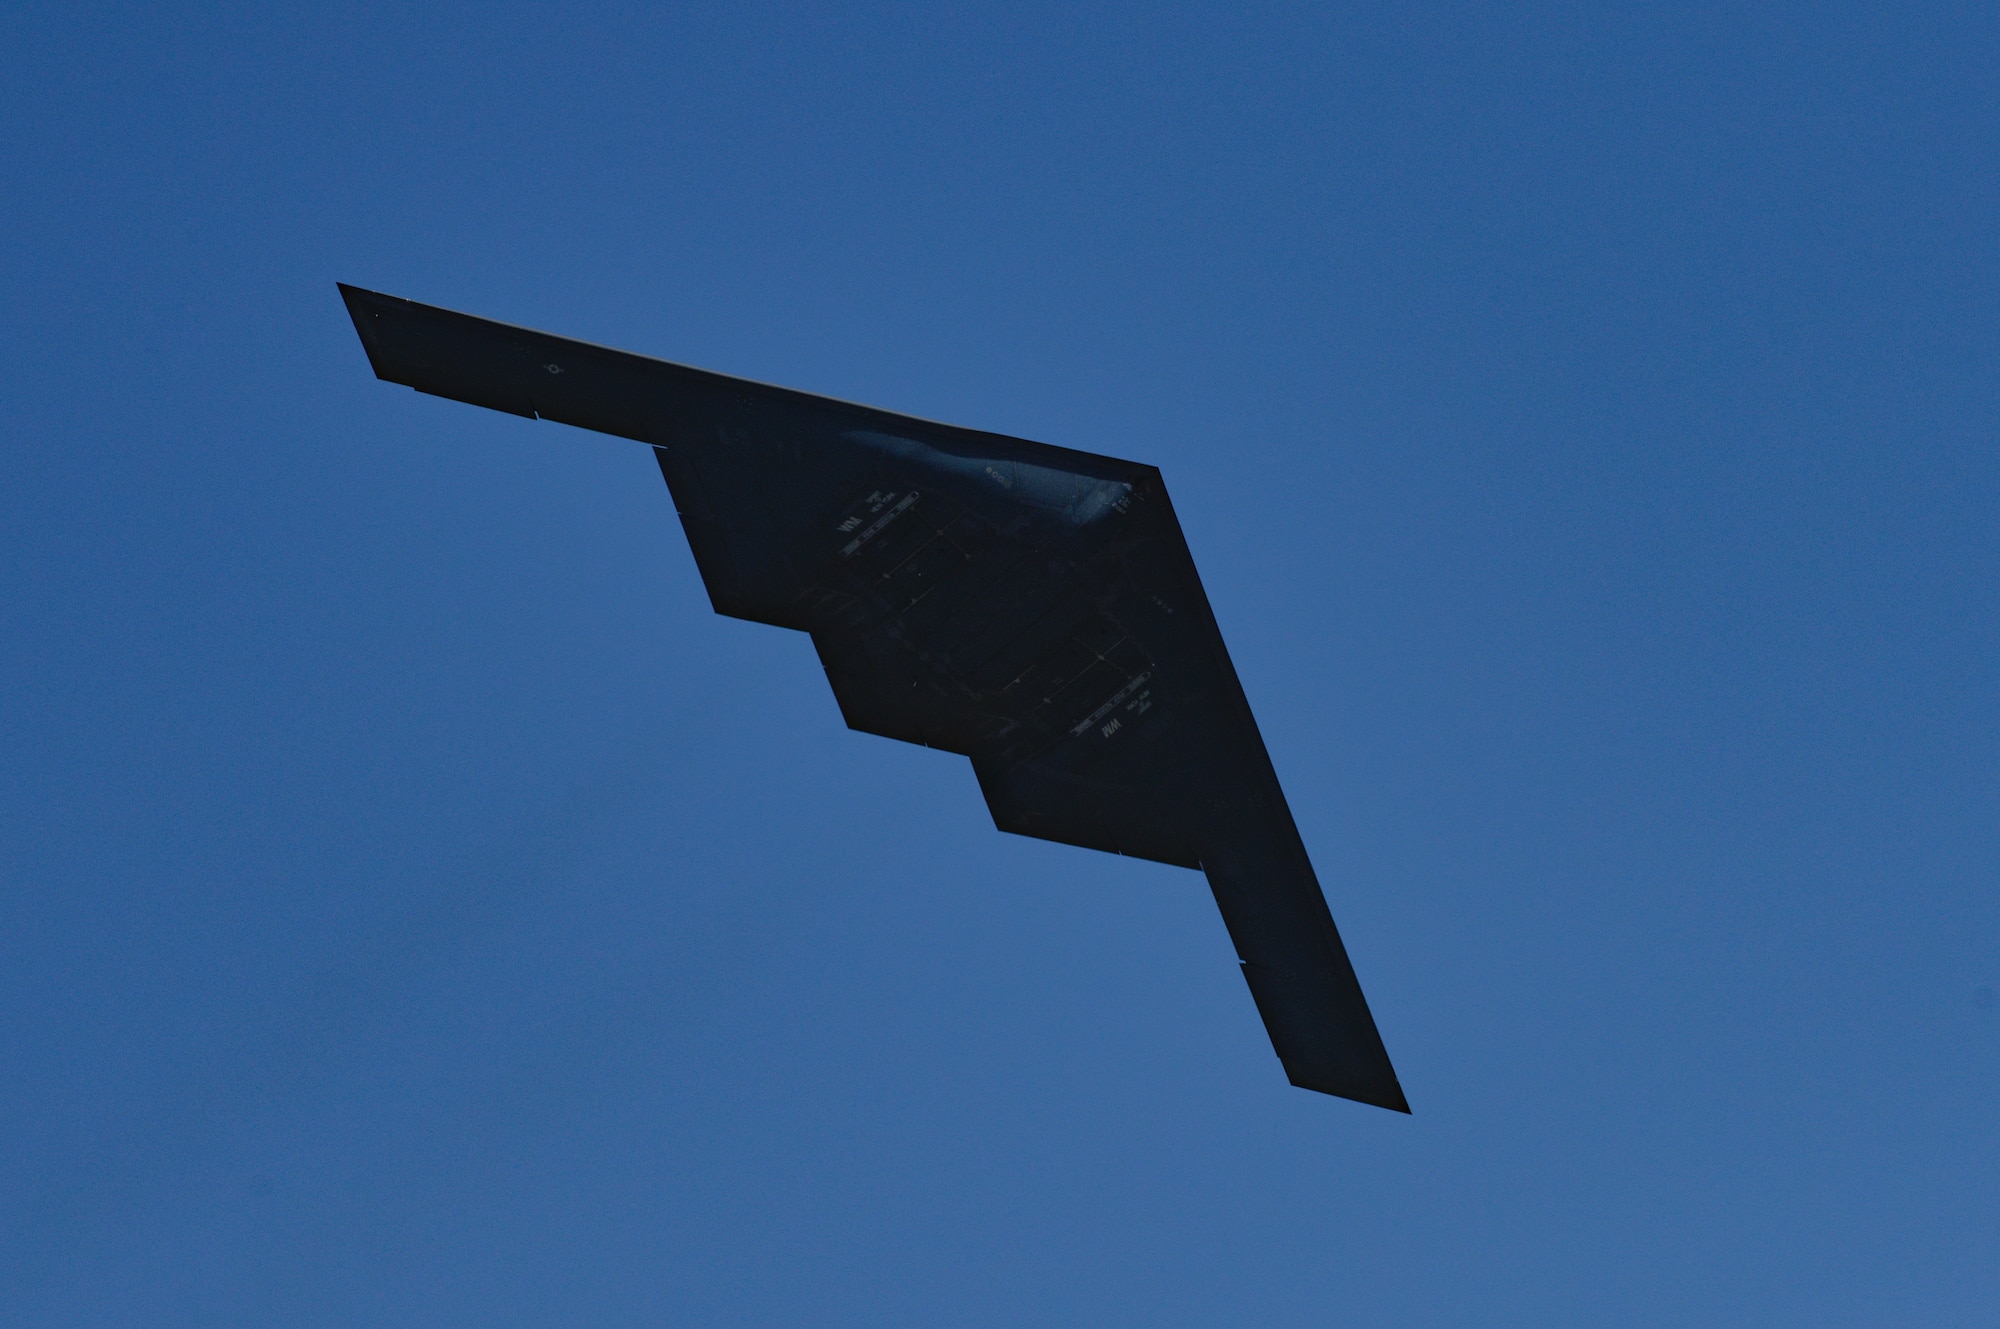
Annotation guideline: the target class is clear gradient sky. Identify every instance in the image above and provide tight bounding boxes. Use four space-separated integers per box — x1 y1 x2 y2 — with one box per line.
3 3 1996 1324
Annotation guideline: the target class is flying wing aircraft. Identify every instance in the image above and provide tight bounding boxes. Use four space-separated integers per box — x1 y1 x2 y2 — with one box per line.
338 284 1408 1112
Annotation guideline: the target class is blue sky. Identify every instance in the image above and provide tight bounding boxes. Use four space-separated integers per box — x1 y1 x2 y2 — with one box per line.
3 3 1995 1324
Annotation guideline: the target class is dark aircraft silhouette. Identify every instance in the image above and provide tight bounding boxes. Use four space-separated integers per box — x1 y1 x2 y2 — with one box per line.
338 284 1408 1112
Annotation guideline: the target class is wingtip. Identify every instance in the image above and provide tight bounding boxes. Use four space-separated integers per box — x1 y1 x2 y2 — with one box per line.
335 283 387 378
336 281 383 314
1286 1066 1412 1113
1359 1084 1414 1114
336 282 406 318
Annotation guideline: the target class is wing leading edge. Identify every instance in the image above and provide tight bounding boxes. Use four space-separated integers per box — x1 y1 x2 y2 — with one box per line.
338 282 1408 1112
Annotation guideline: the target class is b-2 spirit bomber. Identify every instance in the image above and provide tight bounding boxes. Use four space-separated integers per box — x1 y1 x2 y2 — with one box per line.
339 284 1407 1112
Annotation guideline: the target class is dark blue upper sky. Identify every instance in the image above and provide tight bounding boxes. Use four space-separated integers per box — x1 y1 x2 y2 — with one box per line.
3 3 1995 1324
